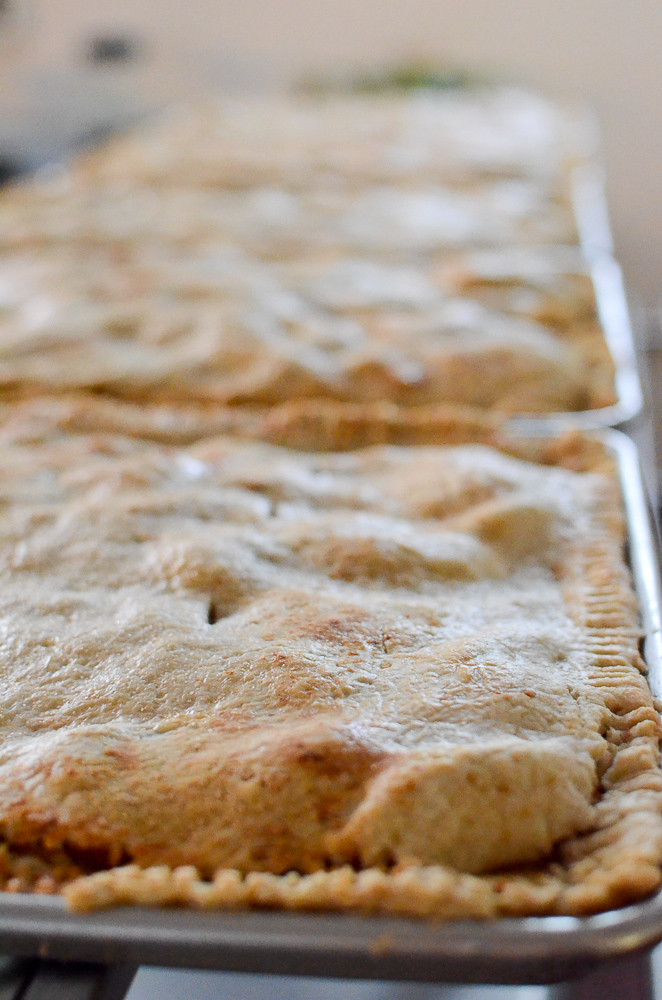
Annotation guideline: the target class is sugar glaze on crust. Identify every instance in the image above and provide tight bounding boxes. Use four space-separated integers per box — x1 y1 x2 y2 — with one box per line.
0 401 658 917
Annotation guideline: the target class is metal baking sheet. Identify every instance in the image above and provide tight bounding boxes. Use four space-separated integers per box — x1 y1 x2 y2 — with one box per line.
0 431 659 986
571 162 615 259
508 255 643 435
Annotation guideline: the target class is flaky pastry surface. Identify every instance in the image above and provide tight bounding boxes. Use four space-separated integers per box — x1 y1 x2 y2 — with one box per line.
0 402 658 917
0 89 615 415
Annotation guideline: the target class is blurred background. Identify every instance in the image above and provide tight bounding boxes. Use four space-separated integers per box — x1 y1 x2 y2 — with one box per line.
0 0 660 306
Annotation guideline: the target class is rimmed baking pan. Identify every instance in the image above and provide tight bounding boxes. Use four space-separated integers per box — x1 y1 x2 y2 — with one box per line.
0 430 659 988
508 157 640 431
508 255 643 434
571 161 614 259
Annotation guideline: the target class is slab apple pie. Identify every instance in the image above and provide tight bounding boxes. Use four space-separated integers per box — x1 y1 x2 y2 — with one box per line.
0 88 617 416
0 398 659 917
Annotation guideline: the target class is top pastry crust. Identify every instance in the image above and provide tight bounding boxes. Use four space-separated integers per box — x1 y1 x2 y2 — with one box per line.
0 399 659 918
73 88 595 190
0 241 611 412
0 89 616 415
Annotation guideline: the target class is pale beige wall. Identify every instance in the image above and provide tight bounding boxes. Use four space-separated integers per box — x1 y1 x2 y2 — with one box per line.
1 0 661 305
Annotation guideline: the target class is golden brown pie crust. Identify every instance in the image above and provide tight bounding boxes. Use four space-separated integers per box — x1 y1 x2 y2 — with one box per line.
0 89 652 918
0 91 615 416
0 398 657 918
